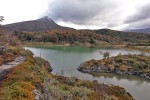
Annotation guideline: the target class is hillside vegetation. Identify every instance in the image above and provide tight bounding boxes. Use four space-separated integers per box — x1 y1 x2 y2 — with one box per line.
14 29 120 48
12 28 150 49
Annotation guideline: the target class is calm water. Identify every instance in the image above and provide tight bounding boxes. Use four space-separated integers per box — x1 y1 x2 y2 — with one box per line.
25 46 150 100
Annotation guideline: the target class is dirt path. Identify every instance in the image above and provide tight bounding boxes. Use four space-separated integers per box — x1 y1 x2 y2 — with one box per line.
0 56 26 80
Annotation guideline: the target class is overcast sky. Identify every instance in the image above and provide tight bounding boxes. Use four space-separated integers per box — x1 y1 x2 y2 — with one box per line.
0 0 150 30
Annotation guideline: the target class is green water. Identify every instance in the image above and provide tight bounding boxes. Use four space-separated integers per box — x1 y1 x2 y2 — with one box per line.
25 46 150 100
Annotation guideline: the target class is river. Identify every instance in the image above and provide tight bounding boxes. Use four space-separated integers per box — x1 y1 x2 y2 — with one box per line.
25 46 150 100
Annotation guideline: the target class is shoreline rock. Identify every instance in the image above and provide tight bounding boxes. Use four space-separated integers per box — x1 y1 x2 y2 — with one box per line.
78 59 150 80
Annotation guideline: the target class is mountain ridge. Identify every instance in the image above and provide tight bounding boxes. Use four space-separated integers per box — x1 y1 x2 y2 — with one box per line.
3 16 71 32
125 28 150 34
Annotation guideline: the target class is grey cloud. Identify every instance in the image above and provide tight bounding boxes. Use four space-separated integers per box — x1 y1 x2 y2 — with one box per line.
45 0 120 25
126 18 150 29
125 3 150 24
44 0 150 29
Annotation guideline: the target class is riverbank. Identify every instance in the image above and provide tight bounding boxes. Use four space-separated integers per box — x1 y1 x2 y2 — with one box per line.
78 54 150 80
23 41 120 48
23 42 150 54
124 46 150 53
0 47 134 100
22 41 71 47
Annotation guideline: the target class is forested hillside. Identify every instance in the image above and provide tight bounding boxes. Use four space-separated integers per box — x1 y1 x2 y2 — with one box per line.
13 29 121 46
95 29 150 45
13 28 150 48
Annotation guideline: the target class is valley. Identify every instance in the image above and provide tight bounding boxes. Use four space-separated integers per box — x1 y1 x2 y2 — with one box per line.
0 16 150 100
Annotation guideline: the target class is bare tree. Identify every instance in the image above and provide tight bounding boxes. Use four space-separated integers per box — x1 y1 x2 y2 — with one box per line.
0 16 4 31
99 51 110 59
0 16 4 22
0 16 9 54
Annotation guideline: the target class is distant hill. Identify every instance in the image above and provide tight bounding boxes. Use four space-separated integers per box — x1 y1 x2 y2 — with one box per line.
94 28 150 44
125 28 150 34
3 16 70 32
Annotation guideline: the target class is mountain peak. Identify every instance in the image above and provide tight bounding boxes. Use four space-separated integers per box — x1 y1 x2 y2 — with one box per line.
3 16 68 32
38 16 53 22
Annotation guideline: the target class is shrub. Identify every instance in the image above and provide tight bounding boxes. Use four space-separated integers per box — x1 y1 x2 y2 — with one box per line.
70 86 91 97
0 82 35 100
64 77 76 86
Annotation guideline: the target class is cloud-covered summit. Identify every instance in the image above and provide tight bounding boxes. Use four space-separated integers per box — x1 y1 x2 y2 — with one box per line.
45 0 127 29
46 0 118 24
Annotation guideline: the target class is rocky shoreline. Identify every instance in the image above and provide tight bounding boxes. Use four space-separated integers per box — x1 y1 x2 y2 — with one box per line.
78 61 150 80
